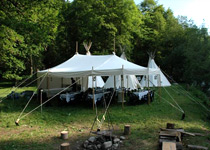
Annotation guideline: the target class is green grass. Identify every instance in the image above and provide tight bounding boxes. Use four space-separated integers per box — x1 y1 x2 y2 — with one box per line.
0 85 209 150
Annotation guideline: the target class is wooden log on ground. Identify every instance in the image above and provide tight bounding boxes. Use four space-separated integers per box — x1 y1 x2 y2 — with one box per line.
166 123 175 129
159 140 182 150
187 145 208 150
61 131 68 140
159 130 181 142
162 142 176 150
193 133 205 136
124 125 131 135
181 131 195 136
160 128 184 133
159 131 178 138
60 142 70 150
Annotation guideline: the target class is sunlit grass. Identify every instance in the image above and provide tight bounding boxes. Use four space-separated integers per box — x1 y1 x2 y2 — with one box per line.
0 85 209 150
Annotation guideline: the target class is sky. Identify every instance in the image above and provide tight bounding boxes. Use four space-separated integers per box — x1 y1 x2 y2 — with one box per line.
134 0 210 29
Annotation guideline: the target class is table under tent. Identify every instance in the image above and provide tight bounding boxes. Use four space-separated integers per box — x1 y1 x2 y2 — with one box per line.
104 52 155 105
37 53 160 107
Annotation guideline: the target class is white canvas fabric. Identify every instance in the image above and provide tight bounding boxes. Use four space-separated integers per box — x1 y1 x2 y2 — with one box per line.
140 57 171 87
104 52 141 90
80 76 105 91
104 75 141 90
38 54 160 78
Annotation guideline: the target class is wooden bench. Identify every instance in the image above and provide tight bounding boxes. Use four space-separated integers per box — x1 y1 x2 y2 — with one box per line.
162 142 176 150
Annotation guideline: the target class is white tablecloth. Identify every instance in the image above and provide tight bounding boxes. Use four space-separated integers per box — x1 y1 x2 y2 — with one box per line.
88 91 110 103
60 92 80 103
133 91 148 100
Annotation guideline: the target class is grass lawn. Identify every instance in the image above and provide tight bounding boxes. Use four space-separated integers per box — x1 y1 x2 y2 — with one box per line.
0 85 209 150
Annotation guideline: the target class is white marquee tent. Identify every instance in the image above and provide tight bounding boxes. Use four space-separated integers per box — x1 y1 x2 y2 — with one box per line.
104 52 141 90
38 54 160 77
140 56 171 87
38 54 160 93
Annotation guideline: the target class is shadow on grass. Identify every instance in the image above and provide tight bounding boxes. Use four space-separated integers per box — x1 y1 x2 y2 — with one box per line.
0 126 162 150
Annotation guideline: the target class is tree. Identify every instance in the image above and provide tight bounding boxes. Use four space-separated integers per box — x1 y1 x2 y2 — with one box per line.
53 0 142 63
0 0 64 80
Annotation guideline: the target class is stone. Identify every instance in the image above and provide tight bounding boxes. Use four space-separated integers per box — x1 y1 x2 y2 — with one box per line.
113 138 120 144
77 147 80 150
120 136 126 140
97 144 101 149
87 145 93 150
112 143 119 150
88 136 96 143
97 136 106 143
102 141 112 150
92 145 98 150
83 140 89 148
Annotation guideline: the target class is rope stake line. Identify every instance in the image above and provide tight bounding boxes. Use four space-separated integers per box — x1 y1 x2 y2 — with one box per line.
161 69 210 113
23 73 46 88
155 91 184 113
17 72 48 120
163 86 184 113
16 77 83 123
0 72 38 103
97 90 115 130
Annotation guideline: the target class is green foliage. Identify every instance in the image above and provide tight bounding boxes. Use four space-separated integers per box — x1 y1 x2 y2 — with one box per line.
0 0 210 92
52 0 142 62
0 0 64 79
0 25 26 80
187 85 210 106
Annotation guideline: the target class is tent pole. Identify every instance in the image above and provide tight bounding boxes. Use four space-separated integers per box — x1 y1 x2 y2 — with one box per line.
82 77 83 91
114 76 116 90
126 75 128 96
61 77 63 88
122 65 124 109
76 41 78 54
40 89 43 114
92 67 95 110
147 75 151 105
158 66 161 102
127 75 128 89
113 36 116 54
47 71 49 98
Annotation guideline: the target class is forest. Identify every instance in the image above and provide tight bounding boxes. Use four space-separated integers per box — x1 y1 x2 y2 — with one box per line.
0 0 210 93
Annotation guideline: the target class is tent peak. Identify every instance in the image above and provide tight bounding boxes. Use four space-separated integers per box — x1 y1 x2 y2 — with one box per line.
147 51 156 59
83 41 92 55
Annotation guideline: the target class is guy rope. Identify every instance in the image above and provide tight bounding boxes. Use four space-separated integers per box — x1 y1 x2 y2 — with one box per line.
15 76 82 126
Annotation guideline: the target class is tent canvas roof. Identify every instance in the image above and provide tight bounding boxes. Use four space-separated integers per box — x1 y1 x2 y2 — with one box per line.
84 50 104 89
38 54 160 78
104 52 141 90
140 57 171 87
